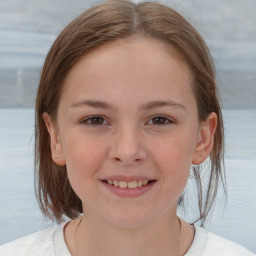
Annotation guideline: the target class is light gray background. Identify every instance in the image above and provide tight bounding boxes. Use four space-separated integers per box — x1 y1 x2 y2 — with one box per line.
0 0 255 253
1 0 256 108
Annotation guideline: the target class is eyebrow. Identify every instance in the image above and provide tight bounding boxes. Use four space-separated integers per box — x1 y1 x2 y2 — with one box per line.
70 100 186 112
141 100 186 112
71 100 116 111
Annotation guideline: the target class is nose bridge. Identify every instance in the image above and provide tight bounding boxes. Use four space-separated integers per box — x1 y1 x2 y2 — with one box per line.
109 122 146 164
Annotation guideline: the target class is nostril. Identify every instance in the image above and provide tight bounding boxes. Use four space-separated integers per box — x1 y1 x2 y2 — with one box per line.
113 157 141 162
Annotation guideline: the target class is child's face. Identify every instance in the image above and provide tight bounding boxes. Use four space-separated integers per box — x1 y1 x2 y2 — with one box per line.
45 38 214 228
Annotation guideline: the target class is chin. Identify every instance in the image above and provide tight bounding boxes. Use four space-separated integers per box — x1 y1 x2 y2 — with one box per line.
102 210 162 230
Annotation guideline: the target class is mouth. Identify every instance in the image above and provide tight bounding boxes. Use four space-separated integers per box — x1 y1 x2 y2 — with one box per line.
102 179 156 189
100 178 157 197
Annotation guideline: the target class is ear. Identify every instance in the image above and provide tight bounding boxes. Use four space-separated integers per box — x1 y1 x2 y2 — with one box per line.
192 112 217 165
43 112 66 166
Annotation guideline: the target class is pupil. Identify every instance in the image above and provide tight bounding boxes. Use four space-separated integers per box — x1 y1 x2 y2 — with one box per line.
153 117 165 124
92 117 103 125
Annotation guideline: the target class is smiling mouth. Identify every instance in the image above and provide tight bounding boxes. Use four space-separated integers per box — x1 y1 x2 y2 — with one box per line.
102 180 156 189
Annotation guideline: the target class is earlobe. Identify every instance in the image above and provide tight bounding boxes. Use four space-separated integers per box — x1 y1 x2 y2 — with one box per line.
192 112 217 165
43 112 66 166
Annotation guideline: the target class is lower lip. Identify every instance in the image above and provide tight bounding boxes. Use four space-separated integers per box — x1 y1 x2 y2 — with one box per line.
101 181 156 197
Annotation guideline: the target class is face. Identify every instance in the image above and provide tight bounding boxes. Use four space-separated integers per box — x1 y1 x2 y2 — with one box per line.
44 38 216 228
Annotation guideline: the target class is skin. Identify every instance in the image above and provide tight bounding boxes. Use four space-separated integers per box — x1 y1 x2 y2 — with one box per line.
44 38 217 256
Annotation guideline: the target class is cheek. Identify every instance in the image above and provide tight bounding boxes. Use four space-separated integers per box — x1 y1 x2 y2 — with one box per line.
155 135 195 165
150 132 196 182
61 134 107 192
64 132 103 166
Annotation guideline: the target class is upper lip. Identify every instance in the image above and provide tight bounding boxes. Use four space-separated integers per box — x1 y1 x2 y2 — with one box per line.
100 175 155 182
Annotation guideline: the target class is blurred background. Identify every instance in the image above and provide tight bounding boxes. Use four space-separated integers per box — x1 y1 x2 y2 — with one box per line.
1 0 256 108
0 0 255 252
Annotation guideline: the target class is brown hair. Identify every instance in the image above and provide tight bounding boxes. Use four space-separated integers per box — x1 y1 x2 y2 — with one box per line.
35 0 225 225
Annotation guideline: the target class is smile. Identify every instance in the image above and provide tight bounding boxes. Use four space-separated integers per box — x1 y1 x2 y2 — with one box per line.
101 177 157 197
104 180 150 188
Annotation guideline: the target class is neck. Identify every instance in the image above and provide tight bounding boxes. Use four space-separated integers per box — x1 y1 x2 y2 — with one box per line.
75 210 181 256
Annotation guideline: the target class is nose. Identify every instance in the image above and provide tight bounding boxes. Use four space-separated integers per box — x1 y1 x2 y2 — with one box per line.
108 126 147 165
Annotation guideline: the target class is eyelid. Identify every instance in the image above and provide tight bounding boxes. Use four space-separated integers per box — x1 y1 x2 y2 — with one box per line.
81 115 110 126
146 115 175 125
80 115 175 127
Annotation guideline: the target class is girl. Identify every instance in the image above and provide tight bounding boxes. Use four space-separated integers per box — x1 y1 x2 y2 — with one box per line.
0 0 255 255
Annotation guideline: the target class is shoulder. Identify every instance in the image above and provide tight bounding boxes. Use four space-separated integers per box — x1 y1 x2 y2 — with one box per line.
0 223 68 256
187 225 255 256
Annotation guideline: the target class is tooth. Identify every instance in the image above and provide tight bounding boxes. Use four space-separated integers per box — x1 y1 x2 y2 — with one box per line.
119 181 128 188
137 180 143 187
128 181 138 188
142 180 149 185
108 180 150 188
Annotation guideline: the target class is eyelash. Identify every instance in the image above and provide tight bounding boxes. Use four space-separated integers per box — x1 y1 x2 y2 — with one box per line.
148 116 174 125
81 115 174 127
82 116 109 126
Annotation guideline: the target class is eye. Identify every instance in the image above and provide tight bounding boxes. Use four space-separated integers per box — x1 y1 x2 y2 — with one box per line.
82 116 108 126
148 116 174 125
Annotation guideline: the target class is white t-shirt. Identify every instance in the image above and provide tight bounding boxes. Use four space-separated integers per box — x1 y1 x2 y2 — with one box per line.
0 223 255 256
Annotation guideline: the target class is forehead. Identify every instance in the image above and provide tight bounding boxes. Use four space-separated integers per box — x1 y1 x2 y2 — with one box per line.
75 37 190 73
63 37 193 82
59 38 195 111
